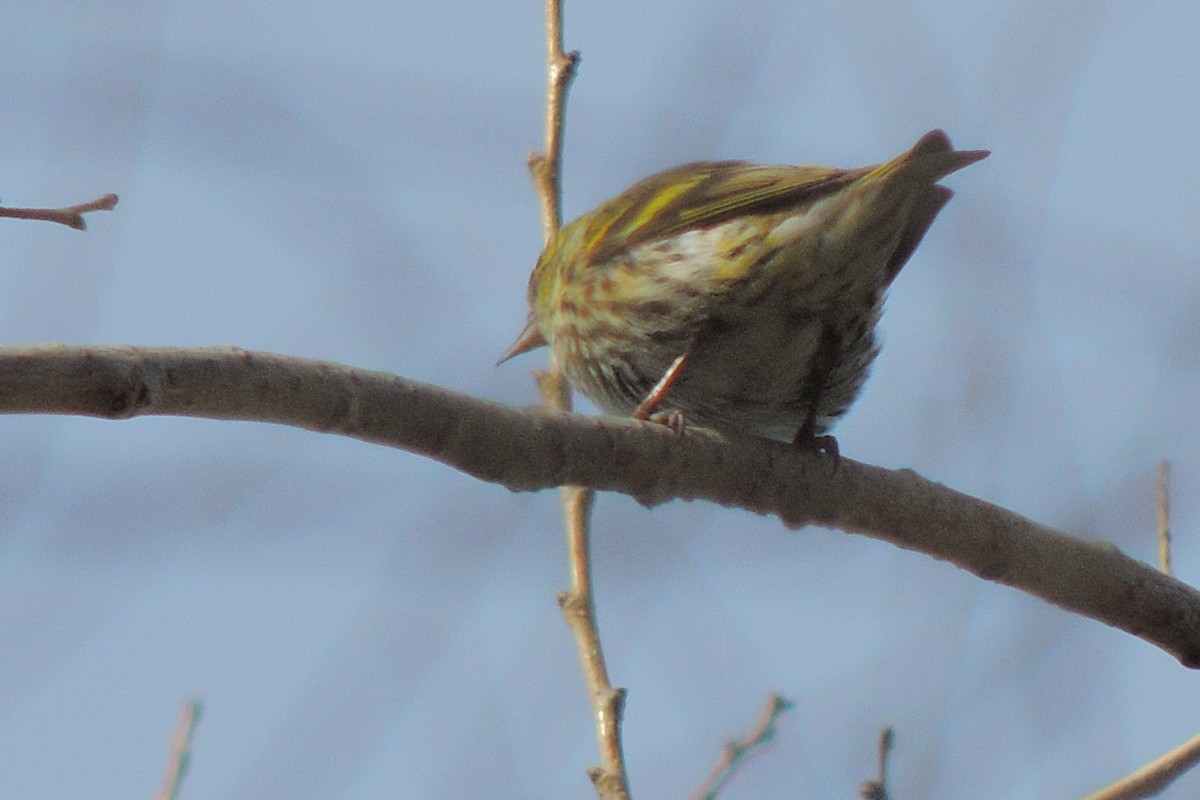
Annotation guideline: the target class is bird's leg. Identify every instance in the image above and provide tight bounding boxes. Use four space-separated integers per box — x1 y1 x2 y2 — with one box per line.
794 412 839 460
793 324 841 462
634 351 689 432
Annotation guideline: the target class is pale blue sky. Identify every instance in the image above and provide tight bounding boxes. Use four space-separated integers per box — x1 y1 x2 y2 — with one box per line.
2 2 1198 798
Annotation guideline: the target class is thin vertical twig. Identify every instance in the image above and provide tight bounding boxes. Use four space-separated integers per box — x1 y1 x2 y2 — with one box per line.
155 699 202 800
859 726 894 800
527 1 578 243
1157 460 1172 576
527 2 628 799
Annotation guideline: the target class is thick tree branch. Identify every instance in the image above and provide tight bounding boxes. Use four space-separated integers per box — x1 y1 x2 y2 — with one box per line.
3 344 1200 667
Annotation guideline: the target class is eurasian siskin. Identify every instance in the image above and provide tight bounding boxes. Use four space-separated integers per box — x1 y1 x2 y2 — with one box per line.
503 129 988 453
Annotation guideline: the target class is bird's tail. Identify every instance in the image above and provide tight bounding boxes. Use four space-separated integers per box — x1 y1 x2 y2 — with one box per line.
865 129 990 186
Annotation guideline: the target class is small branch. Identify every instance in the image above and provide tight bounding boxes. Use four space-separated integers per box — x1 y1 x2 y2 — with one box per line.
527 0 579 241
527 1 622 798
859 726 895 800
0 193 118 230
1157 460 1172 576
3 345 1200 667
691 694 792 800
1084 731 1200 800
156 699 203 800
539 372 627 798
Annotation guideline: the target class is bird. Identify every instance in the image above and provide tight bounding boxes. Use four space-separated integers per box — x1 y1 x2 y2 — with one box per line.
502 129 989 455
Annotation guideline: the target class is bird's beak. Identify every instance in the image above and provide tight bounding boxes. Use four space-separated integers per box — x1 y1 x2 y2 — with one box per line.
497 318 547 365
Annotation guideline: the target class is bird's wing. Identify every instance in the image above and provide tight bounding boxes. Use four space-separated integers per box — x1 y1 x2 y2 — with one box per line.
581 161 861 265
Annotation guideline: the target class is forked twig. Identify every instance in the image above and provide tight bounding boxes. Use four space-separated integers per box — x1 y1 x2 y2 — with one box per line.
0 193 118 230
